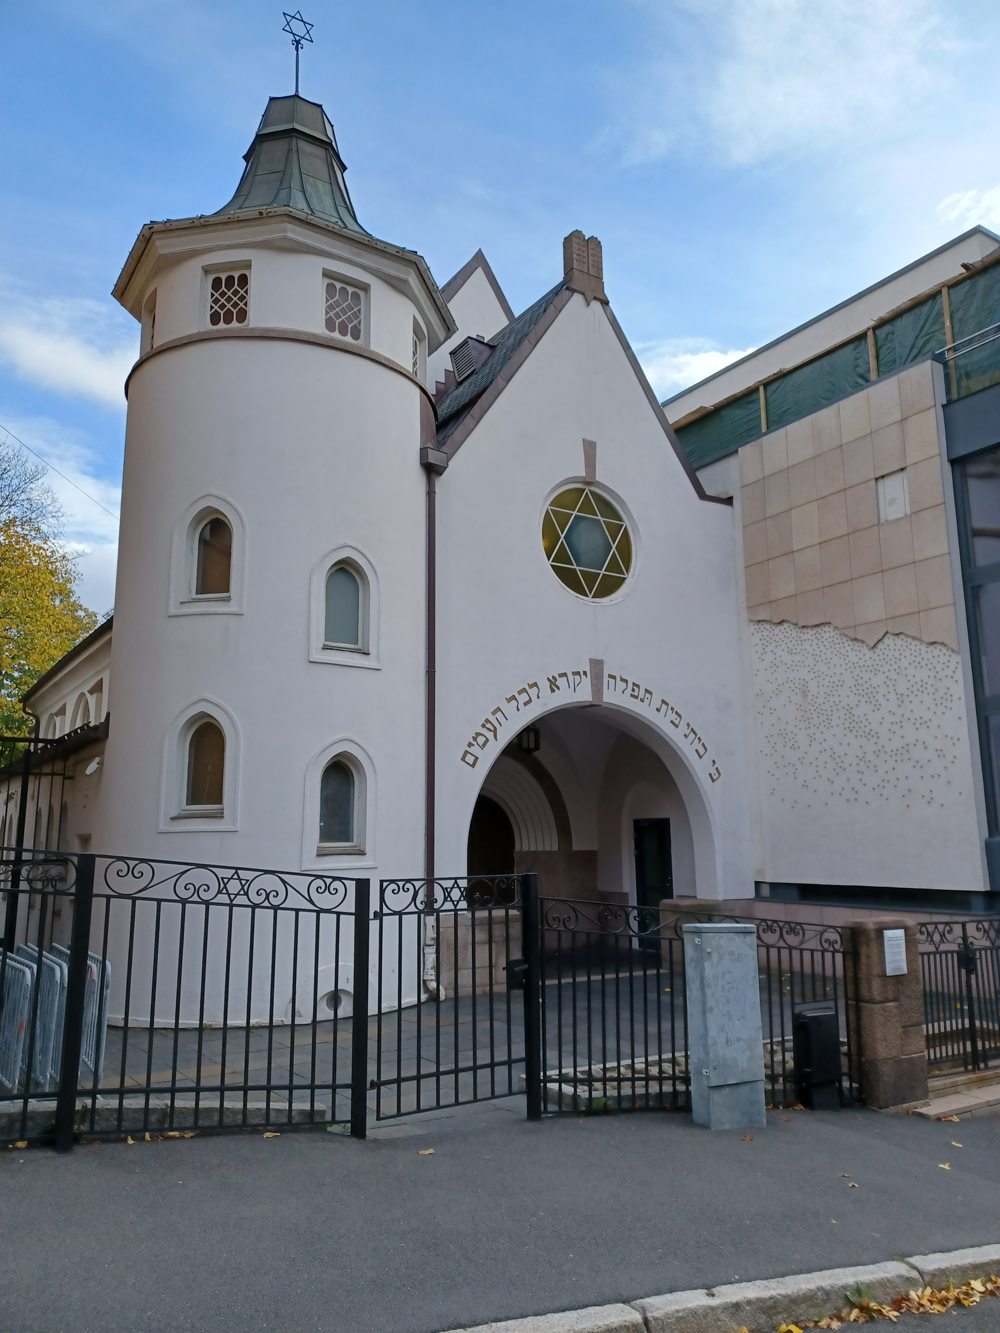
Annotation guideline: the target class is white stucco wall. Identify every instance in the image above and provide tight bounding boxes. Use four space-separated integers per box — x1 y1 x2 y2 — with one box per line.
434 289 755 900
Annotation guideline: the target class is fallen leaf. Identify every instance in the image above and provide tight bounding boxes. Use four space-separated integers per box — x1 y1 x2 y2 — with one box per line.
791 1103 806 1111
779 1324 803 1333
832 1219 838 1224
127 1136 135 1144
952 1142 963 1147
418 1147 435 1155
939 1163 950 1169
780 1115 789 1122
841 1173 851 1178
182 1132 196 1138
164 1132 181 1139
14 1140 27 1149
263 1132 280 1138
939 1114 961 1122
849 1182 858 1188
741 1134 753 1141
144 1132 151 1142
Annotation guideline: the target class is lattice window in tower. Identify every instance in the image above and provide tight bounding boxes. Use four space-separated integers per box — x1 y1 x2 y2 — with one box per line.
325 282 364 341
209 272 249 326
412 333 419 377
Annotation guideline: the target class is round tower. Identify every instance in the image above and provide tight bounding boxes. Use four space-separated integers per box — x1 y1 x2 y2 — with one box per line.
100 93 454 884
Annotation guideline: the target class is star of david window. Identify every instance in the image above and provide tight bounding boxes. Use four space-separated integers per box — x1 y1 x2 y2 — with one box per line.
542 487 633 599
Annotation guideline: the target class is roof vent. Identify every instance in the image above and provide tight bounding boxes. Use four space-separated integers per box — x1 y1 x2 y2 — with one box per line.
449 336 493 382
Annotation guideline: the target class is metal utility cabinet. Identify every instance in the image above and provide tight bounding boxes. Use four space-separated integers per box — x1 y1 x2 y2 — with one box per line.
682 922 766 1130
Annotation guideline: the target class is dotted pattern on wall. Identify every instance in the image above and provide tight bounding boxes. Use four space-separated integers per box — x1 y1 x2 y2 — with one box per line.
753 621 967 813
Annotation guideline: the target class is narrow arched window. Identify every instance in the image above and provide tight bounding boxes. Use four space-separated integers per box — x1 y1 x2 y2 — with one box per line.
186 720 225 808
324 565 361 648
196 517 232 596
319 760 355 845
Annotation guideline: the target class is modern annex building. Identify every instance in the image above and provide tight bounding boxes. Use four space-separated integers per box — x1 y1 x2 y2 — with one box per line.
16 90 1000 923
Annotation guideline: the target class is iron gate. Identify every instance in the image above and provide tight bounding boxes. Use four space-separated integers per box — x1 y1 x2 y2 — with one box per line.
920 919 1000 1072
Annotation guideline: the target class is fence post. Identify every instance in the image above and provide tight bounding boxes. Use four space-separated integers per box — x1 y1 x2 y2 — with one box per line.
350 879 371 1140
54 853 95 1154
521 873 542 1121
842 916 927 1109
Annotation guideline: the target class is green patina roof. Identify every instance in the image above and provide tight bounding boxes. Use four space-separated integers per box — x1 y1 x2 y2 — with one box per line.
216 94 368 234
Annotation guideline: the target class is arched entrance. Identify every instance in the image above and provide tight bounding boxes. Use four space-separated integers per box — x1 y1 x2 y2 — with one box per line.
464 701 717 906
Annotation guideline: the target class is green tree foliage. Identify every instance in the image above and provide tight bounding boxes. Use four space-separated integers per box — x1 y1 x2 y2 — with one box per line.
0 440 98 735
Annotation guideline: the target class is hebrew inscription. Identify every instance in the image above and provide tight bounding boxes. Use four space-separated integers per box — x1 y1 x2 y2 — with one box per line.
460 666 722 784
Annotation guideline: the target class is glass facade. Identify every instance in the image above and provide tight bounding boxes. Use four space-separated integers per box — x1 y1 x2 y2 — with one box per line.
955 443 1000 837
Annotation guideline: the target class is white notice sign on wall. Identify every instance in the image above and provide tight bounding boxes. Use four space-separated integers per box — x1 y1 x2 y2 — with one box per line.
883 928 907 976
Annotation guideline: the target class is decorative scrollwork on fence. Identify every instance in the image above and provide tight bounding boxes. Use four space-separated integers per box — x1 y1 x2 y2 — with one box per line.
380 875 523 914
539 899 844 951
97 855 353 912
919 919 1000 952
0 851 77 896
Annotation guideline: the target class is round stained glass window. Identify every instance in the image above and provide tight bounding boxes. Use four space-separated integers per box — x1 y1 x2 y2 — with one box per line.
542 487 633 600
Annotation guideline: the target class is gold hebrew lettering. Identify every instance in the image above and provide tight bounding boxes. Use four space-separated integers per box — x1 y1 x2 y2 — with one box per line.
492 707 507 724
506 694 520 712
571 671 583 692
684 721 695 742
558 672 570 691
461 750 479 769
517 688 531 707
695 739 707 760
482 718 498 741
709 761 721 783
547 675 561 693
656 699 669 715
669 708 681 729
619 677 629 693
528 681 540 700
642 689 653 706
630 682 640 700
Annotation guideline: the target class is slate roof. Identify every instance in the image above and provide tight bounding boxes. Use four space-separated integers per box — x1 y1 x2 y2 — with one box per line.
216 95 367 234
435 280 567 446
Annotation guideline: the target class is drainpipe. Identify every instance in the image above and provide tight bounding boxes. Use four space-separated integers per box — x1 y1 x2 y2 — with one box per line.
420 437 449 999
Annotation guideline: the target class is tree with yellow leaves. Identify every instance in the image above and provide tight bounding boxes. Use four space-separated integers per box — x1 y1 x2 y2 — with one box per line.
0 441 98 735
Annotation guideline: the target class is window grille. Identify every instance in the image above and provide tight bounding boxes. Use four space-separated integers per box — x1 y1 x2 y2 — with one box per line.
412 334 419 378
209 272 249 327
325 282 363 341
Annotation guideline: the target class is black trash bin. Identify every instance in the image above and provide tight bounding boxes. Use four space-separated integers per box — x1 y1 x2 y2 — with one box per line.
793 1002 842 1109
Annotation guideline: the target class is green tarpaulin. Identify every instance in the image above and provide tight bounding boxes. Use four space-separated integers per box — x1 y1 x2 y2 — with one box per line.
674 390 762 470
949 265 1000 398
765 335 871 432
875 292 945 378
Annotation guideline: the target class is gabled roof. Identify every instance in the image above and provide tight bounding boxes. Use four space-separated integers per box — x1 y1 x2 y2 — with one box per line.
440 249 516 326
435 281 567 447
216 94 367 234
21 616 113 706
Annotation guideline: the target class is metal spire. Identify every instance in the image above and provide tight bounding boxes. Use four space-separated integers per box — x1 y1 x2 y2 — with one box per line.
281 10 314 96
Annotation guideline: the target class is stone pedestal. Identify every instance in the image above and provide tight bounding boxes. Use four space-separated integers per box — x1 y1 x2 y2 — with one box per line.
841 916 928 1109
683 922 767 1130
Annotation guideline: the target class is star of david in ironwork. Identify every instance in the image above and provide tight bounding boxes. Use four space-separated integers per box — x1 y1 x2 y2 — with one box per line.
282 10 314 93
542 486 633 600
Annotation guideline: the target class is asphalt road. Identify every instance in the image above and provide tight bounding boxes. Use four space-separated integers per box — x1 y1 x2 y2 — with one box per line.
1 1100 999 1333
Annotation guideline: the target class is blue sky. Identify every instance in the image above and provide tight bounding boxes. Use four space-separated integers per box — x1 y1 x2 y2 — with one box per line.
3 0 1000 612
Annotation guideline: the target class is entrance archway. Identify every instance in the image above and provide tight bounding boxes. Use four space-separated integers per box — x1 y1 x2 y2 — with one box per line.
463 700 718 905
467 796 515 876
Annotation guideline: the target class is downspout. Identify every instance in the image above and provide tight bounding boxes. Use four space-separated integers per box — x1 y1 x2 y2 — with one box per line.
420 433 449 1000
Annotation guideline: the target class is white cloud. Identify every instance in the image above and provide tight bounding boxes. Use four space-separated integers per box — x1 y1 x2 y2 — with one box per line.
937 187 1000 233
0 291 136 410
1 415 121 614
623 0 947 166
638 339 756 398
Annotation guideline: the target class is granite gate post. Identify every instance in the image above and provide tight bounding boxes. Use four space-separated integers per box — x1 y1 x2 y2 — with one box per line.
682 922 767 1130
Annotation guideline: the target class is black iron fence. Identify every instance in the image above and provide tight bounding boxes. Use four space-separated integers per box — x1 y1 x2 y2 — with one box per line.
1 849 367 1147
537 902 855 1113
372 873 532 1121
920 919 1000 1073
2 850 871 1150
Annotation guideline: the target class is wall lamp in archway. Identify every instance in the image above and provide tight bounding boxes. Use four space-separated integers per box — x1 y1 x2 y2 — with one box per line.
516 725 541 754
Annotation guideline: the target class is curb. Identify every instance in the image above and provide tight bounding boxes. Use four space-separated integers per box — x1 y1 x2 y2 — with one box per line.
439 1244 1000 1333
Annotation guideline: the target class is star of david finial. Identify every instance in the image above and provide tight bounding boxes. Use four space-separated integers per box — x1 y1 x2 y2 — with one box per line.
282 11 314 95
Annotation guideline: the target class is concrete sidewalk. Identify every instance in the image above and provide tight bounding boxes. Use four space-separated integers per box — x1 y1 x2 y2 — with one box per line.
1 1099 999 1333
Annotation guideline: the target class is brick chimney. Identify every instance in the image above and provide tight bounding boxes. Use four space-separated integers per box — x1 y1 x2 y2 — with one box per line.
562 230 607 303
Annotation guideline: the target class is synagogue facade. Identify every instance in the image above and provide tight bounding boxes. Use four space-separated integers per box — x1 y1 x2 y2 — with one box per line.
17 91 1000 922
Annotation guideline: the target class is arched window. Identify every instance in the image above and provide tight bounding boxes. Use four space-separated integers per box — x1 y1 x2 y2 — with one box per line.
196 517 232 596
186 720 225 809
324 565 361 648
319 759 355 846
